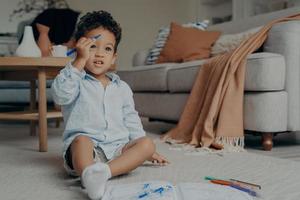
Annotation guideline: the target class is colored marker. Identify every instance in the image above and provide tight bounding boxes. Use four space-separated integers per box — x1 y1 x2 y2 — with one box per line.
205 176 261 190
230 184 257 197
138 192 149 198
210 180 232 186
230 179 261 189
66 34 101 56
204 176 226 181
207 177 259 197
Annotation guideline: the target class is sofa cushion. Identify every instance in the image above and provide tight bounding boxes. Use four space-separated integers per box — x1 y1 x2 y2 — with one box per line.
168 52 285 92
119 52 285 92
156 22 221 63
211 26 261 56
146 20 209 65
117 63 174 91
132 49 149 66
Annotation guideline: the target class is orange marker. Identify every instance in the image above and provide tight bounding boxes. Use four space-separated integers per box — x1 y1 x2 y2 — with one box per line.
210 180 232 186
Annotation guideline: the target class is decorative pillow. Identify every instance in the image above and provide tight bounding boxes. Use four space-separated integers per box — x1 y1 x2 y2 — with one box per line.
156 22 221 63
145 20 209 65
211 26 262 56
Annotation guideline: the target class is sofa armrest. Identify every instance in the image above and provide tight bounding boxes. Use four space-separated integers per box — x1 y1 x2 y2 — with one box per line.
132 49 150 67
264 20 300 131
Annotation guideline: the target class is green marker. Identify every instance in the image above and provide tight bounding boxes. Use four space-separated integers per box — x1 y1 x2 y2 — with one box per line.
204 176 218 181
204 176 227 181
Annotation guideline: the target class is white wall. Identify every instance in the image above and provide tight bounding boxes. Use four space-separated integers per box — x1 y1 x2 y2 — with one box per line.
193 0 232 22
0 0 198 69
68 0 197 69
2 0 300 68
0 0 38 33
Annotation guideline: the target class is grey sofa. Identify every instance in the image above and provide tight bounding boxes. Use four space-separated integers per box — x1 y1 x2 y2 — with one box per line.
118 7 300 150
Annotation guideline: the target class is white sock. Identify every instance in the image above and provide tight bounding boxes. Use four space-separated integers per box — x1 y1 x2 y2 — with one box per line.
81 162 111 200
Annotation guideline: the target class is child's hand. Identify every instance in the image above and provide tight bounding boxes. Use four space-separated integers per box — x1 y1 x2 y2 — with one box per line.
148 152 170 166
72 37 95 71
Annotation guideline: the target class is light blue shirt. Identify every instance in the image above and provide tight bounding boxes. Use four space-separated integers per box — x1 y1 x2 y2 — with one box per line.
51 62 145 159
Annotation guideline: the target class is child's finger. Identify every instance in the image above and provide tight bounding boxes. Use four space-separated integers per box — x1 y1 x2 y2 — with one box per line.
76 38 87 49
160 157 170 165
87 39 96 47
158 155 169 163
82 39 95 49
156 157 165 164
77 37 88 44
163 156 170 163
81 38 93 47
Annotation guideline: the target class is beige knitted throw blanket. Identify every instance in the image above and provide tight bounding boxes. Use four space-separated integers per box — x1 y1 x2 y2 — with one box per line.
161 14 300 151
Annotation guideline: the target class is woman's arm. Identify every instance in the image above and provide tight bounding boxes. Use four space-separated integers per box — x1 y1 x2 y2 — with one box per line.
36 23 52 56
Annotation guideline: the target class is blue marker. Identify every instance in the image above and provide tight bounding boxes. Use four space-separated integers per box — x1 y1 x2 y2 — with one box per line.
230 184 257 197
66 34 101 56
153 187 164 195
138 192 149 199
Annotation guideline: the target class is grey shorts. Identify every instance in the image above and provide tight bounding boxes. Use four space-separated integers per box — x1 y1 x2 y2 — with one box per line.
63 144 125 177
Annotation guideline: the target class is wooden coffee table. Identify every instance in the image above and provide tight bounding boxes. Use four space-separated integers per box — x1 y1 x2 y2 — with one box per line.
0 57 70 152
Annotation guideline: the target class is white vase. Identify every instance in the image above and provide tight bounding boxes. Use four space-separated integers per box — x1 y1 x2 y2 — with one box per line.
15 26 41 57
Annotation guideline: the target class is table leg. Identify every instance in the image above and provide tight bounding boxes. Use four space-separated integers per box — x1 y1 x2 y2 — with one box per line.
38 68 47 152
54 104 61 128
30 80 36 136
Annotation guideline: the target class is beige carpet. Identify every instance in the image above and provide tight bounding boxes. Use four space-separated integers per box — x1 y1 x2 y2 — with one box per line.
0 120 300 200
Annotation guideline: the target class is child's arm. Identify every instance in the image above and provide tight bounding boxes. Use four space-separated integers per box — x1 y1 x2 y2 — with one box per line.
51 37 95 105
122 83 146 140
51 63 84 105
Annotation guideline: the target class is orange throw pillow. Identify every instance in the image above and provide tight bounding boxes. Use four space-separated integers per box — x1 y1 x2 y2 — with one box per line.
156 22 221 63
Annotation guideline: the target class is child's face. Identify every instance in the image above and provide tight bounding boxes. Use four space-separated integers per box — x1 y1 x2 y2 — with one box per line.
84 27 117 78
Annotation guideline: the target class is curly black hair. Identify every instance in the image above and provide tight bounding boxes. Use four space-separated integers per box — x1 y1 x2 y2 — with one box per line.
74 10 122 52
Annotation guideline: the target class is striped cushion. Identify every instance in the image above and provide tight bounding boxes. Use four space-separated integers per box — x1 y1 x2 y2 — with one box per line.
145 20 210 65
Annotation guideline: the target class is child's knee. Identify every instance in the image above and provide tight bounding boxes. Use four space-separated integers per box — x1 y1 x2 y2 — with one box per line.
139 137 156 155
72 135 92 145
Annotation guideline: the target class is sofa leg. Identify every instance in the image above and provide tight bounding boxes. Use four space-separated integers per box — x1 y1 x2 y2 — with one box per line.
262 132 273 151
